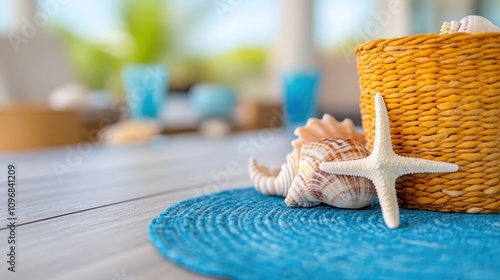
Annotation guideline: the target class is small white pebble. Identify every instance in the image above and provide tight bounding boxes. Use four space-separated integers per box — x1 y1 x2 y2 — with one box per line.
199 119 231 139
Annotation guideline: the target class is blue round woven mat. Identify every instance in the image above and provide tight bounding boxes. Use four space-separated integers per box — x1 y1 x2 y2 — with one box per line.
149 188 500 280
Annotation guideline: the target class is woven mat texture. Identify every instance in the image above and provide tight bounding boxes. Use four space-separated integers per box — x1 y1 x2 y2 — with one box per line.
149 188 500 280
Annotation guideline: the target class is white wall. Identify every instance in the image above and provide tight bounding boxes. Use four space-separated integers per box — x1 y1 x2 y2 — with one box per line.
0 33 75 103
0 0 75 104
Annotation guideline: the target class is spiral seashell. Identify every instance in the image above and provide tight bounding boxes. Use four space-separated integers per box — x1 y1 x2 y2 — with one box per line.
249 138 377 209
249 154 297 197
440 21 461 34
440 15 500 34
292 114 365 151
458 15 500 33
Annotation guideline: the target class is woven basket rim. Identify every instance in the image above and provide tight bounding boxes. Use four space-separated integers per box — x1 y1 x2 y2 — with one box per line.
355 32 500 53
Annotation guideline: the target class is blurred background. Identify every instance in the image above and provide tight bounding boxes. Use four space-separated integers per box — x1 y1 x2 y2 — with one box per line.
0 0 499 151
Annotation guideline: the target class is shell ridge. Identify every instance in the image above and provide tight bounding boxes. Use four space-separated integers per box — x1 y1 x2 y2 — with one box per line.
292 114 365 150
285 138 377 209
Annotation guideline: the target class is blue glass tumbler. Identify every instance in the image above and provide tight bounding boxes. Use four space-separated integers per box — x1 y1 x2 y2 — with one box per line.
122 64 168 119
282 70 320 133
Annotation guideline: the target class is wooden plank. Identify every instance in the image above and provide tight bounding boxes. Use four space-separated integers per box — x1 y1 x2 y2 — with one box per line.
0 130 293 279
0 131 290 226
0 130 292 182
0 180 253 280
54 246 215 280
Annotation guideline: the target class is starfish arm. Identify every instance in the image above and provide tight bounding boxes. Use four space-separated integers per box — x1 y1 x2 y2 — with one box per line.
396 155 459 176
372 93 396 157
372 174 400 229
319 158 373 179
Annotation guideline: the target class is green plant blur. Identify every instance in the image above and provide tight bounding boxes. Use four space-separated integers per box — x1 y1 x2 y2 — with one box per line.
50 0 267 95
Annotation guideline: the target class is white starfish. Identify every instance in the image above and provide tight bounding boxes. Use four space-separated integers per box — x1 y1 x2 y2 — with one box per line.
320 93 459 229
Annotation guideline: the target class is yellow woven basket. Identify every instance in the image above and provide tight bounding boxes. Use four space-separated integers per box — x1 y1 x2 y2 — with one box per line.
356 33 500 214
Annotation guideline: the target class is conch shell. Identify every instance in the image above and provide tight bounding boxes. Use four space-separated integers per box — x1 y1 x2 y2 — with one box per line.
249 138 377 209
292 114 365 150
440 15 500 34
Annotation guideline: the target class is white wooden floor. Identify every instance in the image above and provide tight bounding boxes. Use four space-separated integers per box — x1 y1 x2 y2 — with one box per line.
0 130 292 280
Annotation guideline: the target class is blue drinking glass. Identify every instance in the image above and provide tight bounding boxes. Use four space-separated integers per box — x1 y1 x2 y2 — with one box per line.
122 64 169 119
282 70 320 133
188 84 236 121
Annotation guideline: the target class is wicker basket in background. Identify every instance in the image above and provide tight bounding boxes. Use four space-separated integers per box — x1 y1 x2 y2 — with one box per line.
356 33 500 213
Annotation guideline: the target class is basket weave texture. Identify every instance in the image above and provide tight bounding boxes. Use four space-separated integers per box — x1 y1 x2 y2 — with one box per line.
356 33 500 213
